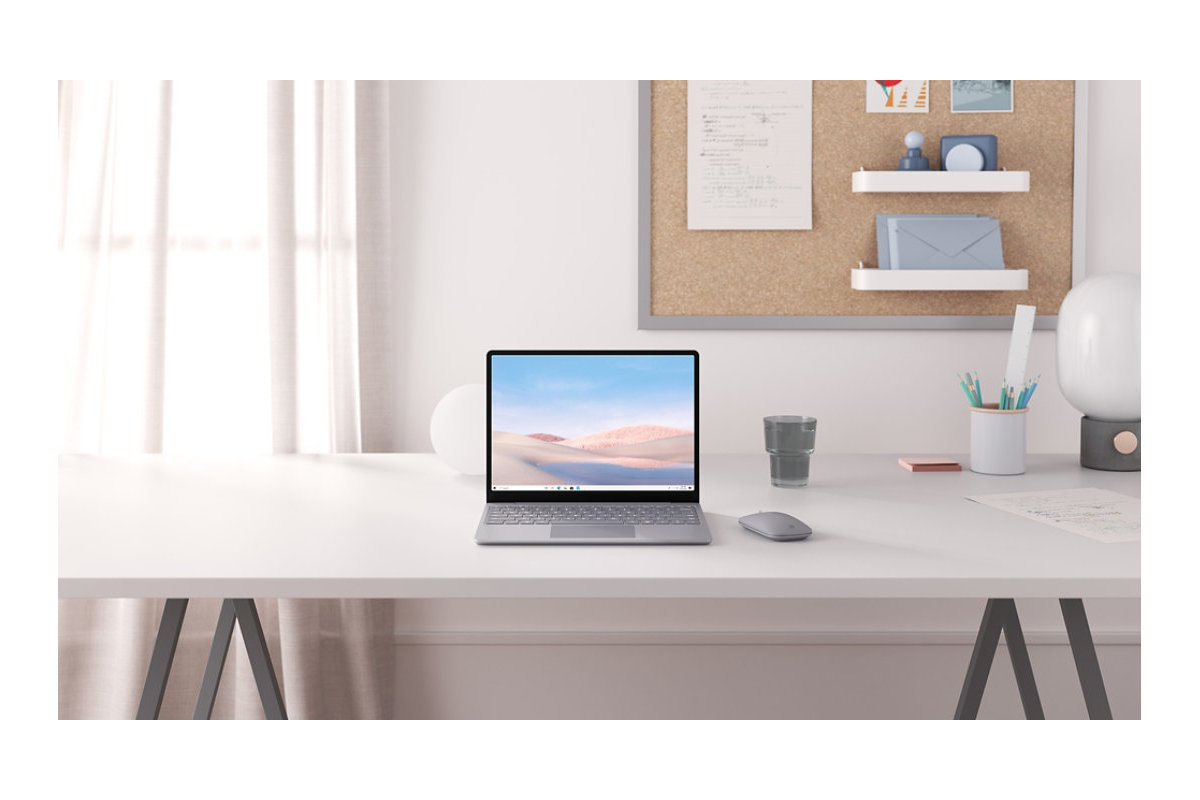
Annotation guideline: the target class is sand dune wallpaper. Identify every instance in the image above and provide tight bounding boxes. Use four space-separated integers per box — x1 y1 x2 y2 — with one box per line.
490 354 695 487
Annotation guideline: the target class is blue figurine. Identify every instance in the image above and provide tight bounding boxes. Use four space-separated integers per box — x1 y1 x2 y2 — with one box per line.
898 130 930 171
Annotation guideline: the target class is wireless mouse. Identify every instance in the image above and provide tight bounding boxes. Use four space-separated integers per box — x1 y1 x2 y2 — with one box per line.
738 512 812 542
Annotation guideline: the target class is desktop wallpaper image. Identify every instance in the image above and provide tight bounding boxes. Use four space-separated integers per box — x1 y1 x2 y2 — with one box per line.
490 354 695 487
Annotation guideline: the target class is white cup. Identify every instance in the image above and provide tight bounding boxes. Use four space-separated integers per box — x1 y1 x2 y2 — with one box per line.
970 404 1027 475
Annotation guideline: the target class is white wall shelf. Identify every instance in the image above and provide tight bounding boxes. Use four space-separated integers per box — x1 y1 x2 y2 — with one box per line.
851 266 1029 292
852 169 1030 193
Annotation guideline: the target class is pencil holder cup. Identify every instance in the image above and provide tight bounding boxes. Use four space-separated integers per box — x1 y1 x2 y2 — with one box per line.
970 404 1027 475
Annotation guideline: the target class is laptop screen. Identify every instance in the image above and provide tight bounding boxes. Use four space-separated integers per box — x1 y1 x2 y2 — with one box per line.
487 351 698 501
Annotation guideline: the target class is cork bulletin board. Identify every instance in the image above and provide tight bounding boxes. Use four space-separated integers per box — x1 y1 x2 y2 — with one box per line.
638 80 1089 329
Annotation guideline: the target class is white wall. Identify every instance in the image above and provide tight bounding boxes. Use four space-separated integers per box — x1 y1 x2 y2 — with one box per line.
390 80 1140 456
386 81 1140 719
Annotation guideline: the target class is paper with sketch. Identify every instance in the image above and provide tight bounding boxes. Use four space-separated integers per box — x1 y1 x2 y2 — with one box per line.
687 80 812 230
967 488 1140 542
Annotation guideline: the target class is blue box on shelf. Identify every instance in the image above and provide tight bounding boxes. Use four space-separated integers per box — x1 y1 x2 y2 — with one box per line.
941 135 998 171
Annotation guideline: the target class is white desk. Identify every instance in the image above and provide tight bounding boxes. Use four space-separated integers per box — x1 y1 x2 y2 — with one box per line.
59 453 1140 719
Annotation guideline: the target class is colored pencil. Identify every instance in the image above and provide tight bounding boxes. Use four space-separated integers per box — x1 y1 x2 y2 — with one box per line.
963 371 1039 410
1022 376 1040 408
958 375 977 407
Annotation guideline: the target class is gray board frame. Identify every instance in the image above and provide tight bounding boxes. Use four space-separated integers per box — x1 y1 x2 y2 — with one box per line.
637 80 1089 330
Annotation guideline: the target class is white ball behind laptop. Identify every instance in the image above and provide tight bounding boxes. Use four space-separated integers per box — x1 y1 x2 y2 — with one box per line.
430 383 486 475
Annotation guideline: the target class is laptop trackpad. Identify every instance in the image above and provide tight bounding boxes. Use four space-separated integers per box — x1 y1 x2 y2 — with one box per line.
550 525 636 539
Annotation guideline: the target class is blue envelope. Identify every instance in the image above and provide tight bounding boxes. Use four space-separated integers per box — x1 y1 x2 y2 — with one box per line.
887 215 1004 270
875 214 977 269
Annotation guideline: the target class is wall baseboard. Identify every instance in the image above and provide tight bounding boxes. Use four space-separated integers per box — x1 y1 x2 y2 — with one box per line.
393 635 1140 719
394 629 1141 647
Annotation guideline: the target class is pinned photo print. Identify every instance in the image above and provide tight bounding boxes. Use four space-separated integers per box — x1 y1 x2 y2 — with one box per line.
951 81 1014 113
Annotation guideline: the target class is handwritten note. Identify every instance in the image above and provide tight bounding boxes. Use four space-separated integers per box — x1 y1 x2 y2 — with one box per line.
967 488 1140 543
687 80 812 230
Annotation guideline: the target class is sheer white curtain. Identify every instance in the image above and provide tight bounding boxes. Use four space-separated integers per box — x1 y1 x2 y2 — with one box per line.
58 80 396 719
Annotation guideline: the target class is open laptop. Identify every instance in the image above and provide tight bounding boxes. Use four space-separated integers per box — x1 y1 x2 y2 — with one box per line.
476 350 712 544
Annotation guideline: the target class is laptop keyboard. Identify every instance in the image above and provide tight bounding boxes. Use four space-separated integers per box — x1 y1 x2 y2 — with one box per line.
486 504 701 526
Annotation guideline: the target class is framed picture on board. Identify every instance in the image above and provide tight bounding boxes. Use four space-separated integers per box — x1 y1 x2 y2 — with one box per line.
951 80 1016 113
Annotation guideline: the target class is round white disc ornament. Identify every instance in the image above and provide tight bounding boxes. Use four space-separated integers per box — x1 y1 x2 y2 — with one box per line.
944 143 985 171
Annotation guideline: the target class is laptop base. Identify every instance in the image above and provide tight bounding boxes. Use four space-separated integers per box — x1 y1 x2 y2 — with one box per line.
475 506 712 545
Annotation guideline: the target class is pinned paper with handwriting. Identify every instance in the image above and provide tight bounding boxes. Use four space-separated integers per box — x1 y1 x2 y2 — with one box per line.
687 80 813 231
967 487 1140 543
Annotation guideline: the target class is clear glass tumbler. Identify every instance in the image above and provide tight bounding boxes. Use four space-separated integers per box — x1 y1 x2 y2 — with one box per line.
764 415 817 488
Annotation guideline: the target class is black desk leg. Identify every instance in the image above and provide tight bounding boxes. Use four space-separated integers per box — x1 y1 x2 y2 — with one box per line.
1060 599 1113 720
1001 601 1045 720
955 598 1004 720
955 598 1044 720
231 599 288 720
137 598 287 720
136 599 189 720
193 599 238 719
191 599 288 720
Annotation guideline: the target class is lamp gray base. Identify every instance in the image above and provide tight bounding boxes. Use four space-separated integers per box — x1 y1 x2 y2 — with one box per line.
1080 416 1140 471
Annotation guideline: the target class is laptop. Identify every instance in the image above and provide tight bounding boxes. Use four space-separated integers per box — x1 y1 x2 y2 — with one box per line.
476 350 712 545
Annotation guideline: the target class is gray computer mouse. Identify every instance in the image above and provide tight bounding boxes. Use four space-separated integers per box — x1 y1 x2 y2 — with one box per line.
738 511 812 541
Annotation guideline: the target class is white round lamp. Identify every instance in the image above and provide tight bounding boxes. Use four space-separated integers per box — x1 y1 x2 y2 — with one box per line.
1056 273 1140 470
429 384 486 475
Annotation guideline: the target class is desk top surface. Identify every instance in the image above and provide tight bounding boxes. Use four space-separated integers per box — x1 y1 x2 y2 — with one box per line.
58 453 1140 599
